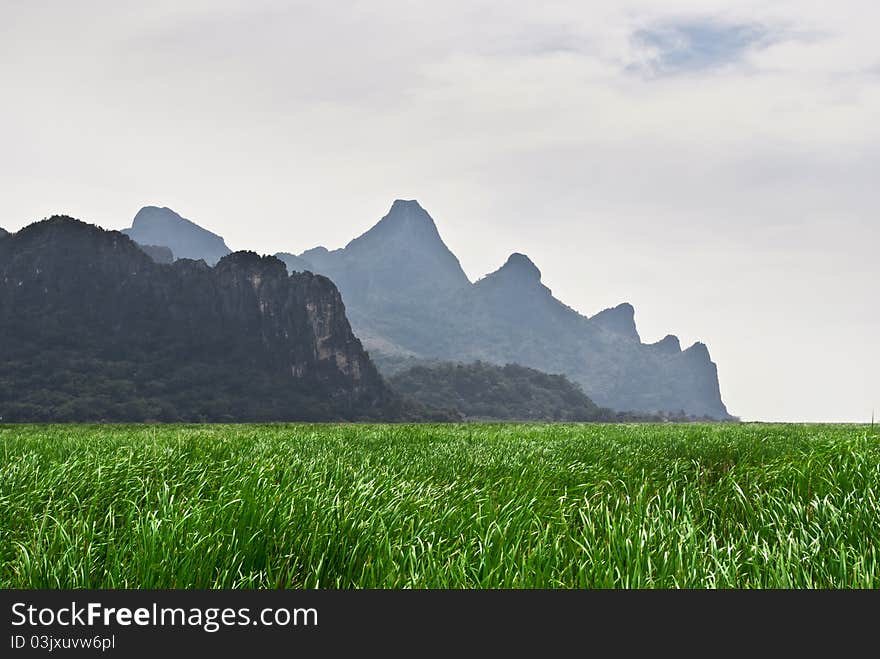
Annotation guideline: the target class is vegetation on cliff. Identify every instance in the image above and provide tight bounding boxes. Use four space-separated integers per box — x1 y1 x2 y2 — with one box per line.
0 217 414 422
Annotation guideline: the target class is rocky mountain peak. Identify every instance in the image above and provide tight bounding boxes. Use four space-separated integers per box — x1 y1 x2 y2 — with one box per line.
129 206 197 233
387 198 434 224
499 253 542 281
122 206 231 265
591 303 640 341
391 198 426 211
650 334 682 354
683 341 711 360
295 200 471 302
348 199 447 252
479 252 544 288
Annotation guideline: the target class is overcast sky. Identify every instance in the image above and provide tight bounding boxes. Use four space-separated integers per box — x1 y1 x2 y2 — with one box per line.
2 0 877 422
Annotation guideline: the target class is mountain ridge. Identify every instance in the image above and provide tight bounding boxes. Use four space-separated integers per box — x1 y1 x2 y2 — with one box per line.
107 199 732 419
281 200 731 418
0 216 414 422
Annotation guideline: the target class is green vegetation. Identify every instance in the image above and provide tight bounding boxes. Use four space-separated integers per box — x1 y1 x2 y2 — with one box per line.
389 361 609 421
388 361 716 422
0 218 404 423
1 423 878 588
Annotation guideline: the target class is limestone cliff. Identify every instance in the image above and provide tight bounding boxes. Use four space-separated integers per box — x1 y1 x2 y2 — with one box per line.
0 216 398 421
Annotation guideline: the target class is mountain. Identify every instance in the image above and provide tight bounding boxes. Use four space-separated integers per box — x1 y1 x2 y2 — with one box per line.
650 334 682 354
284 199 470 302
0 227 8 238
284 200 732 419
121 206 231 265
0 216 410 422
591 303 639 342
389 361 611 421
276 199 474 359
275 252 314 273
135 242 174 264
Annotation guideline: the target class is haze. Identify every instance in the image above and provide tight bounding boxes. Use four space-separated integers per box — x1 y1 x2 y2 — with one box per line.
2 1 877 422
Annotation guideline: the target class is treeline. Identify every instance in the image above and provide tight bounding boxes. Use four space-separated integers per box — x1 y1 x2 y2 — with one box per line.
389 361 608 421
389 361 723 422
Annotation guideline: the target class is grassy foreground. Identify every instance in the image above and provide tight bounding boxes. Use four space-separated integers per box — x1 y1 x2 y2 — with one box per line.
1 423 878 588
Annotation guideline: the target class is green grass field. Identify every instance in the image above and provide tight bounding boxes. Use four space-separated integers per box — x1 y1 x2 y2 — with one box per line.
1 423 878 588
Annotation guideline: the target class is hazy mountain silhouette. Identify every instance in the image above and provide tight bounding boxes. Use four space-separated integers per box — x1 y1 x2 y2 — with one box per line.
135 242 174 264
0 217 419 422
122 206 231 265
650 334 683 354
592 303 640 341
0 227 8 238
114 199 730 417
281 200 731 419
274 252 313 273
291 199 470 302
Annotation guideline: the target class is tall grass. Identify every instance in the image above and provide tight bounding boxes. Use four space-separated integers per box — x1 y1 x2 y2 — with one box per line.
1 423 878 588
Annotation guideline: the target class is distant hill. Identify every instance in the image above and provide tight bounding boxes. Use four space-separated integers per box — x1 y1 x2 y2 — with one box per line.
279 200 732 419
0 217 419 422
389 361 611 421
121 206 231 265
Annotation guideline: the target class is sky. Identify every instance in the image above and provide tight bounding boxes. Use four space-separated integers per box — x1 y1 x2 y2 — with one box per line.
1 0 877 422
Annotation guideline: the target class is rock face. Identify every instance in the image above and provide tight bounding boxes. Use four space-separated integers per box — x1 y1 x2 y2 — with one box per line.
282 199 470 305
0 216 397 422
650 334 682 354
135 242 174 264
591 303 640 342
122 206 231 265
283 200 732 419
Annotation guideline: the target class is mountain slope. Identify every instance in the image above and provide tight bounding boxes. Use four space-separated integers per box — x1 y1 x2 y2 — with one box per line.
122 206 231 265
0 216 402 422
288 200 731 419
